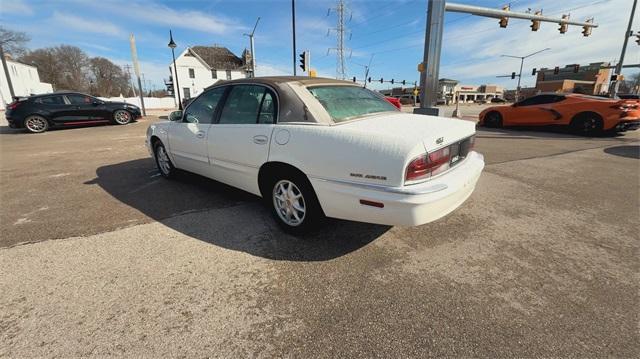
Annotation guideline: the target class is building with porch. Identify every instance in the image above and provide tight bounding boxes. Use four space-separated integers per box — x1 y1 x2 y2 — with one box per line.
168 46 251 105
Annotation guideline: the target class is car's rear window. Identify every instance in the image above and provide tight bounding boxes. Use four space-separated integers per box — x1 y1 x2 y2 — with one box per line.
307 85 397 123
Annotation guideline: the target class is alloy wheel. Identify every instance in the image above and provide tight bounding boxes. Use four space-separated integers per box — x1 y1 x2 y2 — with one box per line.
156 145 172 175
273 180 306 227
24 116 48 133
114 110 131 125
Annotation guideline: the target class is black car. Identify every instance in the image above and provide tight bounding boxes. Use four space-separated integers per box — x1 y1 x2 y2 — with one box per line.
5 92 142 133
490 97 507 103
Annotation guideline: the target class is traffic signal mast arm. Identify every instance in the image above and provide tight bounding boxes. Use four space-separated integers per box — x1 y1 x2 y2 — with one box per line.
445 2 598 28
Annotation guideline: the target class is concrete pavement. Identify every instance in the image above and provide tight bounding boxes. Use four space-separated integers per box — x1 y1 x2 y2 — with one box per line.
1 117 639 357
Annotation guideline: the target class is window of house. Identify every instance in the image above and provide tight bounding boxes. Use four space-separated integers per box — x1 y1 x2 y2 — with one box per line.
189 68 195 78
226 70 232 80
183 88 191 99
218 85 277 125
211 70 217 79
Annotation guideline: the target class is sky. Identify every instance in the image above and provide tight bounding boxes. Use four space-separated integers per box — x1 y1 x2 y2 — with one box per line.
1 0 638 92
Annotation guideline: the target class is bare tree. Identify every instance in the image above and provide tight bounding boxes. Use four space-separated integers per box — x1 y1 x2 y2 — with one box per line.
0 26 30 57
89 57 131 97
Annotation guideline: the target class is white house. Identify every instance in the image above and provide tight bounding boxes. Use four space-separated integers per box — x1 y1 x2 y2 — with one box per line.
169 46 250 105
0 56 53 106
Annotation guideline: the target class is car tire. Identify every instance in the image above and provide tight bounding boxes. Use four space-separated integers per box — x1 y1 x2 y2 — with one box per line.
484 111 503 128
154 141 176 179
23 115 49 133
570 112 603 136
112 110 132 125
266 171 324 234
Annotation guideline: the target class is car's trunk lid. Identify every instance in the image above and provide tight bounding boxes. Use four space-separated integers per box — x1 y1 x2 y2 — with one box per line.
336 112 476 152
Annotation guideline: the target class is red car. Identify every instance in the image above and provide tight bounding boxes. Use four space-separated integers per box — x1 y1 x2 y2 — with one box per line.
479 93 639 134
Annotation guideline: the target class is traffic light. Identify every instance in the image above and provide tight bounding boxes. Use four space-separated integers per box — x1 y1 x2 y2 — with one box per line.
379 78 384 83
368 77 371 83
636 33 640 45
166 84 174 95
573 64 580 73
554 66 560 75
582 18 593 37
352 76 356 83
511 72 516 79
391 79 394 84
531 10 542 31
402 80 406 85
499 4 509 28
559 14 569 34
532 68 537 76
299 51 308 72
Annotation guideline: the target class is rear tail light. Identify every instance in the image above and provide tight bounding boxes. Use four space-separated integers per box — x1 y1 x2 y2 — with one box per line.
7 102 21 110
405 147 451 183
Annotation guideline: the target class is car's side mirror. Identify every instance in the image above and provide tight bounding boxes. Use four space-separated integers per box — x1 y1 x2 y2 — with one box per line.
169 110 183 122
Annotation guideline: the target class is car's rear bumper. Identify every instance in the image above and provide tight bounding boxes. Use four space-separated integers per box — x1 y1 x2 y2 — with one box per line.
310 151 485 226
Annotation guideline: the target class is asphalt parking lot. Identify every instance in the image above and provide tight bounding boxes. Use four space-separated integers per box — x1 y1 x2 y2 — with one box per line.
1 115 639 357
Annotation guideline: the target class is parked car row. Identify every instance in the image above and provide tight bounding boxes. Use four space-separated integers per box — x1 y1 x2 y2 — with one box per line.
5 92 142 133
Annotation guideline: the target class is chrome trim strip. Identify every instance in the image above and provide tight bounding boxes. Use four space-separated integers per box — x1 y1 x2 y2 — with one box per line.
309 176 448 195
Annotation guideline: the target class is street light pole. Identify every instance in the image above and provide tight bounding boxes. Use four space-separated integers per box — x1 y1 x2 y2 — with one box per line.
244 17 260 78
501 48 550 101
292 0 297 76
612 0 637 97
0 44 15 101
168 30 182 110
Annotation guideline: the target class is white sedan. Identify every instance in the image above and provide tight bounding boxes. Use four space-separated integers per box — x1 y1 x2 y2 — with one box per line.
146 77 484 232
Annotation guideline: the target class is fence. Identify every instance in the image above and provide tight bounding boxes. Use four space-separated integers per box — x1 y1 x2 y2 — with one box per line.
98 96 176 110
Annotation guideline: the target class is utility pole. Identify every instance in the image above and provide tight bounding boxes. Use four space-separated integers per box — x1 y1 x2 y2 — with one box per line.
123 64 136 97
612 0 637 97
292 0 297 76
328 0 350 80
501 48 550 101
0 44 15 100
244 17 260 78
415 1 598 116
129 34 146 116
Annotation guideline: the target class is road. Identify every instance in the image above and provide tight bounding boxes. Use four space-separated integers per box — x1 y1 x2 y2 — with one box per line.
1 116 638 357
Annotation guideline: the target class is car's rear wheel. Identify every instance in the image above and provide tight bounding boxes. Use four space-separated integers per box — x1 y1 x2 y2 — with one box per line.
113 110 132 125
484 111 503 128
24 115 49 133
154 142 176 179
267 172 324 234
570 112 603 136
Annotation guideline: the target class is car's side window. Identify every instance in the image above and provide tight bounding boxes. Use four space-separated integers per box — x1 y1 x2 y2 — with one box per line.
218 85 276 125
258 91 277 124
183 87 226 124
38 96 65 105
67 94 92 105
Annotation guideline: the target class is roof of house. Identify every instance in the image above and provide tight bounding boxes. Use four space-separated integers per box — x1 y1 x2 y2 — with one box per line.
189 46 245 70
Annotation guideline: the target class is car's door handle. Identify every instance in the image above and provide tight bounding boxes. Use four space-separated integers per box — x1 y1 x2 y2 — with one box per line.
196 131 205 139
253 135 268 145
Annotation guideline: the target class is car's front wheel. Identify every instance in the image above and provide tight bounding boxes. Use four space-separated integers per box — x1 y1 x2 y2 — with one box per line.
112 110 132 125
154 142 176 179
267 173 324 234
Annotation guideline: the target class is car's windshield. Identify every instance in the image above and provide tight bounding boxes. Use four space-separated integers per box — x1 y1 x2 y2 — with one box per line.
307 85 397 122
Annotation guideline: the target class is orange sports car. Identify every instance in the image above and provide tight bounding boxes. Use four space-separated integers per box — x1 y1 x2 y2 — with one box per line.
478 93 640 134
